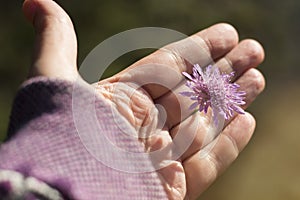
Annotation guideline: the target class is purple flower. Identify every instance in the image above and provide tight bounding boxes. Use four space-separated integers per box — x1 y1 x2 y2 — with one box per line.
180 64 246 124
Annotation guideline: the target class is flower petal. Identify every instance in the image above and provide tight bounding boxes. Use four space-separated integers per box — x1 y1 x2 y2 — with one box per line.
182 72 194 81
179 91 195 97
189 101 199 110
180 63 246 121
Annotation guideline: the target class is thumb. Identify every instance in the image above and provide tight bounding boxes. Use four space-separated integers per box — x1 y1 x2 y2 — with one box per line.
23 0 78 80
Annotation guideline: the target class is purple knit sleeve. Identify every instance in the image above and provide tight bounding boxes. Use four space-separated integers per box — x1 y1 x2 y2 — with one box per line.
0 77 167 200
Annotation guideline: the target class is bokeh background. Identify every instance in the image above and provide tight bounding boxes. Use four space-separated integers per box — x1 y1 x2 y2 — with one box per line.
1 0 299 199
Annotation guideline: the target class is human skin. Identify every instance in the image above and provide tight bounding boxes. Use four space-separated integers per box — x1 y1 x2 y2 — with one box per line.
22 0 265 199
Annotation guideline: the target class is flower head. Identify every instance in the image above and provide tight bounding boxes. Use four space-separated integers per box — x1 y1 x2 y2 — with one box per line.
180 64 246 124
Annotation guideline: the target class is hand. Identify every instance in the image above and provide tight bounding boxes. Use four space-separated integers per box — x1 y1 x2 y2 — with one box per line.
23 0 265 199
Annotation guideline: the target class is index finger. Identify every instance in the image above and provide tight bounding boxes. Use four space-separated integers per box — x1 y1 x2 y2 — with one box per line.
105 23 239 99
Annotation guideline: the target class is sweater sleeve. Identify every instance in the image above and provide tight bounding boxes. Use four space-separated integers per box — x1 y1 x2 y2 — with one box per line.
0 77 167 200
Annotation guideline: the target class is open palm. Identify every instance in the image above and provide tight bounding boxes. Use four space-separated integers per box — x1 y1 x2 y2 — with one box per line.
23 0 265 199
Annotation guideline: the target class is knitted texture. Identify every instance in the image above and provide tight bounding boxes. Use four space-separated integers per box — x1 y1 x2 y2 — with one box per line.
0 77 167 200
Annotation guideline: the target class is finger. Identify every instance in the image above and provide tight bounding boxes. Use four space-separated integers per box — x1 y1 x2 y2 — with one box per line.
155 39 264 129
216 39 265 79
170 68 265 161
23 0 78 80
105 23 239 99
224 68 266 126
183 112 256 199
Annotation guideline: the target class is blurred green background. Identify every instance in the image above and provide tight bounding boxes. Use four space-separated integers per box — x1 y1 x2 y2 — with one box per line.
1 0 300 199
